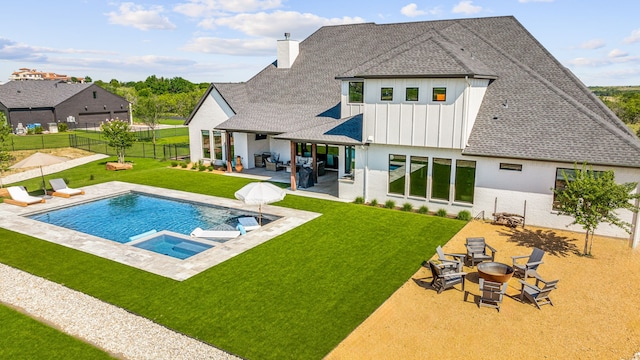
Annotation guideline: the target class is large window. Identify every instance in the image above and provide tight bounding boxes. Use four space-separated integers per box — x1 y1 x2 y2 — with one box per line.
213 131 223 160
431 158 451 200
388 154 406 195
409 156 428 198
201 130 210 158
454 160 476 203
349 82 363 103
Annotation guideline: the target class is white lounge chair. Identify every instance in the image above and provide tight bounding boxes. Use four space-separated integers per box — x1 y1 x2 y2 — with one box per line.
237 217 260 231
5 186 45 207
190 227 240 239
49 178 84 198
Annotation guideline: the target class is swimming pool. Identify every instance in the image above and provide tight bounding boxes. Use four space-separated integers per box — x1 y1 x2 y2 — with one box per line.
28 192 277 244
2 182 320 280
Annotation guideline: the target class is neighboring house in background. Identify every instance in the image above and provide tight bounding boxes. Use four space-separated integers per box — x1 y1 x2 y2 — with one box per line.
0 80 131 131
186 16 640 248
9 68 84 82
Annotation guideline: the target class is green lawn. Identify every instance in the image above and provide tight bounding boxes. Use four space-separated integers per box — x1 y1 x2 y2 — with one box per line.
0 305 114 359
0 158 466 359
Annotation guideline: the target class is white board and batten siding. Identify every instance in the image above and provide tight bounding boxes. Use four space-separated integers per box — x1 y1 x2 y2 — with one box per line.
188 88 234 163
356 78 487 149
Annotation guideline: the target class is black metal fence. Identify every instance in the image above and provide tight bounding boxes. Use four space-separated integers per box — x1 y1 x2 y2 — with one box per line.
69 134 190 160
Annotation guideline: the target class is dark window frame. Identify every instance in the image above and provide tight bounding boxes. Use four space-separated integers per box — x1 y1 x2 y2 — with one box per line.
406 87 419 101
381 87 394 101
432 87 446 102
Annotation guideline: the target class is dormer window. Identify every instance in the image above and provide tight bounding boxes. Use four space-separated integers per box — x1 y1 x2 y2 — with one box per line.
381 87 393 101
432 87 446 102
349 82 363 103
406 87 419 101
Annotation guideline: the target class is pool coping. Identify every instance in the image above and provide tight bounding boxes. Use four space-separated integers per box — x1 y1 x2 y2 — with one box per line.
0 181 321 281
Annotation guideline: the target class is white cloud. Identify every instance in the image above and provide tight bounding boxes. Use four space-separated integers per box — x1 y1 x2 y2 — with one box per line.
579 39 605 50
568 57 611 67
624 29 640 44
0 37 113 63
182 37 274 55
400 3 442 18
208 11 366 39
452 1 482 15
174 0 282 17
106 3 176 31
401 4 425 17
608 49 628 58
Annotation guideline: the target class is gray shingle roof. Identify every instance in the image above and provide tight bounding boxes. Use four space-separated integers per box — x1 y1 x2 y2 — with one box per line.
206 16 640 168
0 80 92 108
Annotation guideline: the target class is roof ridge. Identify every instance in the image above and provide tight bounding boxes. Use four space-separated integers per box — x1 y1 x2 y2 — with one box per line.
456 20 640 154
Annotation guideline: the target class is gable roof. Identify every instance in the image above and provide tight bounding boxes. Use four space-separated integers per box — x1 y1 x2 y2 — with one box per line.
199 16 640 168
0 80 92 109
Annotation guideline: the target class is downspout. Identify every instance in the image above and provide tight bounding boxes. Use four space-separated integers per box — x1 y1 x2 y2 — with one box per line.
462 76 471 148
363 144 369 202
630 185 640 248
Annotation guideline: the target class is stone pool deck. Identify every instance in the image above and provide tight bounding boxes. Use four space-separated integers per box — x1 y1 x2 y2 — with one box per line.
0 181 320 281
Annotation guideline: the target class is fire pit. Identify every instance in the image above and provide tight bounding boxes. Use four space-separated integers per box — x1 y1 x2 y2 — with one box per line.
477 262 514 283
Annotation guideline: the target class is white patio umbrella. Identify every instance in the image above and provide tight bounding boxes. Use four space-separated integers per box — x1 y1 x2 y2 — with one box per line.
9 152 67 195
234 182 286 225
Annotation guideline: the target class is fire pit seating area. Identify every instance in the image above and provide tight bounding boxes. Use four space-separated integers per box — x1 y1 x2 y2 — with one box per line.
428 237 558 310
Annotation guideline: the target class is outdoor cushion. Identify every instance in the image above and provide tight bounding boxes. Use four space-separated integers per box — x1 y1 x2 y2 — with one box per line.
237 217 260 231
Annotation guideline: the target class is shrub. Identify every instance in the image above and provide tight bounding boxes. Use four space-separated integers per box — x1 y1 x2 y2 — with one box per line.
207 165 214 171
354 196 364 204
401 202 413 212
171 161 178 167
418 205 429 214
436 208 448 217
34 126 43 134
370 199 378 207
384 200 395 209
198 165 207 171
57 123 68 132
457 210 472 221
180 162 188 168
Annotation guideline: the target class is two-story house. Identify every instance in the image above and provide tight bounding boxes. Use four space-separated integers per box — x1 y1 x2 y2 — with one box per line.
186 16 640 247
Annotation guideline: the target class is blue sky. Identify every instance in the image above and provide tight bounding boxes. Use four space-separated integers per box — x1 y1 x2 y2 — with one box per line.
1 0 639 85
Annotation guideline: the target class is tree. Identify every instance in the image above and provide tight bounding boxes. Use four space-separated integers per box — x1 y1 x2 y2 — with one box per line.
84 75 92 83
0 113 14 187
100 119 137 164
553 164 640 255
135 95 164 145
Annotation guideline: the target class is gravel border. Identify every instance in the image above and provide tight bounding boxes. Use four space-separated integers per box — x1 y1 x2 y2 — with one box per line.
0 263 241 359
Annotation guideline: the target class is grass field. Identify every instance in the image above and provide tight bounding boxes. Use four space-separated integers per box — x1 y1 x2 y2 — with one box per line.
0 158 466 359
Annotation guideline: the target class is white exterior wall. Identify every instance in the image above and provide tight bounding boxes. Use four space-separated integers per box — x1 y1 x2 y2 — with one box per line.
188 89 234 163
345 143 640 241
354 78 488 149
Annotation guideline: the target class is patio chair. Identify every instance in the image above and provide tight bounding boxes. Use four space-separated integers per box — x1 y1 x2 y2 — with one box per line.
435 245 465 272
428 260 467 294
237 217 260 231
49 178 85 198
4 186 45 207
519 278 559 309
465 237 497 267
512 247 544 280
478 278 508 312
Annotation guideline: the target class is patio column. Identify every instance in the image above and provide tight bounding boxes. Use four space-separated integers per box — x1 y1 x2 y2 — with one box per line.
225 131 232 173
290 141 297 191
312 143 318 183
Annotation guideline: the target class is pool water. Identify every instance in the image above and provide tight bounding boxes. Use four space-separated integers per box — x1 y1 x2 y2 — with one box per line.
132 233 214 260
28 192 272 244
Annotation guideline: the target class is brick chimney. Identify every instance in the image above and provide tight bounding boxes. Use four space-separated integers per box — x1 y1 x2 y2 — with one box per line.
277 32 299 69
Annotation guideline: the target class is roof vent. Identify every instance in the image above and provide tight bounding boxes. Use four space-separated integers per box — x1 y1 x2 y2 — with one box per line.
277 33 299 69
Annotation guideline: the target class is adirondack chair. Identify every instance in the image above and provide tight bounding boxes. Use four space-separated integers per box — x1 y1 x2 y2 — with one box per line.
519 278 559 309
465 237 496 267
512 247 545 280
435 245 465 272
478 278 509 312
428 260 467 294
